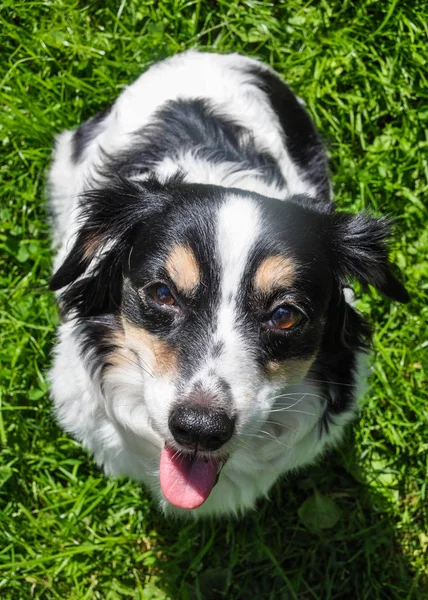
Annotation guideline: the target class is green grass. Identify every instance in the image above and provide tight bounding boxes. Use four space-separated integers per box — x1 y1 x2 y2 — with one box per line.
1 0 427 598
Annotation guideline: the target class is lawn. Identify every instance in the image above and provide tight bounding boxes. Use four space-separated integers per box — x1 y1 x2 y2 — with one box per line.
0 0 427 598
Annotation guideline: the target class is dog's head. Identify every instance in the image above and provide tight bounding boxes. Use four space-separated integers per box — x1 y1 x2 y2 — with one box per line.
51 178 409 510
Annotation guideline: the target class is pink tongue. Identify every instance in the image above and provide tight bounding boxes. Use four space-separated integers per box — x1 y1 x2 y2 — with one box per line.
160 446 220 510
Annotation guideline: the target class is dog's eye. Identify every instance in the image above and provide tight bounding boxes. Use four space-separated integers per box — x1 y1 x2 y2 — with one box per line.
149 284 177 307
267 305 302 330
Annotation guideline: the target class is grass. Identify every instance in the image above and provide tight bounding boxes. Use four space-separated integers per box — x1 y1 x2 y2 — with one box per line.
0 0 427 598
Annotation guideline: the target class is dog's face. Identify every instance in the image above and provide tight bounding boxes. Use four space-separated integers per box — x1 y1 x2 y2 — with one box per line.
51 179 408 510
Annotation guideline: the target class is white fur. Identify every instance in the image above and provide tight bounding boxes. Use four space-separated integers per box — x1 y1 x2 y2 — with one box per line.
151 152 287 199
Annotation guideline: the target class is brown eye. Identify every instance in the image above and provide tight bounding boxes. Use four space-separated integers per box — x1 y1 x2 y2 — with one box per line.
150 284 176 306
268 305 302 330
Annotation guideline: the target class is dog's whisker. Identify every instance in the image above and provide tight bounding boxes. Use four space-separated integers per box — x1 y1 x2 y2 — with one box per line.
236 438 253 451
252 430 293 450
244 433 274 442
269 402 324 414
268 402 319 416
259 420 293 431
172 448 183 462
304 376 355 388
129 351 157 379
269 394 327 409
275 409 317 417
110 351 156 379
270 394 310 411
270 391 326 402
137 359 157 380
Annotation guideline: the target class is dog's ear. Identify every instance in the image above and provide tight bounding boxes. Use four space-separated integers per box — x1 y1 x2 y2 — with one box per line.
328 213 410 303
50 179 171 316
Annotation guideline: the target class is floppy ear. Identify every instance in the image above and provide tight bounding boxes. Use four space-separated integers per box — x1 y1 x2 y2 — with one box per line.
329 213 410 303
50 178 171 316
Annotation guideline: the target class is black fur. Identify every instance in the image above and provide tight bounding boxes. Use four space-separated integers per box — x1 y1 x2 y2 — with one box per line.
328 213 410 303
314 289 372 430
50 177 176 313
101 99 285 188
247 65 331 201
76 315 122 379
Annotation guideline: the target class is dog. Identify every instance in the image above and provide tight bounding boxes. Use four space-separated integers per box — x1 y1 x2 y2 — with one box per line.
48 51 409 517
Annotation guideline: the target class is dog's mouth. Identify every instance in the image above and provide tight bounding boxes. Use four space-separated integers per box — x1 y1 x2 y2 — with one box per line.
160 446 226 509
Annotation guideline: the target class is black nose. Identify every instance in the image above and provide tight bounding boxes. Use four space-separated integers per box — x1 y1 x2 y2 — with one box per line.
168 405 235 451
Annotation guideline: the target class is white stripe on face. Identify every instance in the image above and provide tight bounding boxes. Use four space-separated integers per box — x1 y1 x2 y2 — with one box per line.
217 194 261 307
209 195 262 398
183 194 263 413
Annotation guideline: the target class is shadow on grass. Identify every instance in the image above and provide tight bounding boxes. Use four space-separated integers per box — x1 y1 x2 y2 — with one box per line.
145 437 427 600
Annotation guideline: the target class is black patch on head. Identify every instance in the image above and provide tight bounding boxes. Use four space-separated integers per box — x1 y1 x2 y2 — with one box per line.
49 176 177 314
72 105 112 163
122 182 222 337
101 98 285 189
245 65 331 202
238 199 336 370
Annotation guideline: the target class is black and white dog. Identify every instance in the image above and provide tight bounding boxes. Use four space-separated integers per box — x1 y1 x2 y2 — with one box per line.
48 51 409 517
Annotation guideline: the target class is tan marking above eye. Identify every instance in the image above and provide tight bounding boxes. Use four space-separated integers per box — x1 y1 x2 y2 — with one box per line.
253 255 296 293
166 244 201 293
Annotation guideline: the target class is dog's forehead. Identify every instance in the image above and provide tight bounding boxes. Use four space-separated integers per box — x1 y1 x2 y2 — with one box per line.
131 190 328 292
160 193 263 294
